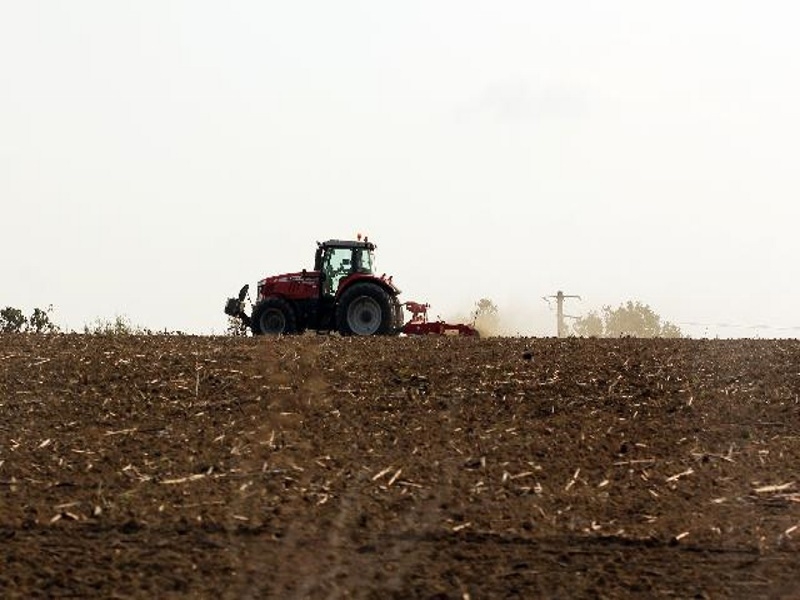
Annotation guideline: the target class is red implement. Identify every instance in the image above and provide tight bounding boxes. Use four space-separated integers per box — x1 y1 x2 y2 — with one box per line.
400 301 479 337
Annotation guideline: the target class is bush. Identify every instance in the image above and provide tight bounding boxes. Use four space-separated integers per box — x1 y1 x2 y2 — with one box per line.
471 298 501 337
83 315 141 335
82 315 186 336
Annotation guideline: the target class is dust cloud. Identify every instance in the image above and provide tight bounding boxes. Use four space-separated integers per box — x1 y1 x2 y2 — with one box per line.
442 302 550 338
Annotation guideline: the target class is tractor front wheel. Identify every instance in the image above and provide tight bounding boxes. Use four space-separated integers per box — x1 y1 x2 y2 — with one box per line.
250 298 297 335
336 283 395 336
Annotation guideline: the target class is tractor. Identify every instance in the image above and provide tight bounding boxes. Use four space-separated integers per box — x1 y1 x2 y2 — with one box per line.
224 237 478 337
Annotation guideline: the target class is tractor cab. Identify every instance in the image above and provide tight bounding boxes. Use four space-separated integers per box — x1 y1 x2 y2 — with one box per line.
315 239 376 296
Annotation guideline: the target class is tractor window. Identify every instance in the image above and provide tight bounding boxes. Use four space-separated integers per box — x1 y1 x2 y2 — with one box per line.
352 248 374 274
322 247 354 295
321 246 375 295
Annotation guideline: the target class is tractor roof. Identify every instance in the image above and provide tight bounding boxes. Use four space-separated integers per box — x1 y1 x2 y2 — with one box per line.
318 239 376 250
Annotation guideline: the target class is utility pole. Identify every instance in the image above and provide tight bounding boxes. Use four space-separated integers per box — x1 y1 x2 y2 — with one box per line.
543 290 581 338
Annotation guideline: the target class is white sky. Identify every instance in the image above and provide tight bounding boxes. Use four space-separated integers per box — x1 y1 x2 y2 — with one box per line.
1 1 798 337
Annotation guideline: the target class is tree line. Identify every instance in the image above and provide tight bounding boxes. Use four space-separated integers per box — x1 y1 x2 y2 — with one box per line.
0 306 59 333
0 306 183 335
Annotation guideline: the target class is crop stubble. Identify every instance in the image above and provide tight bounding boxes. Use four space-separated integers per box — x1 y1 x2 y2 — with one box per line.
1 334 799 598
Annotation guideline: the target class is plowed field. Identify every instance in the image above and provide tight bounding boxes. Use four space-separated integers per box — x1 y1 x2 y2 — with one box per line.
1 334 799 598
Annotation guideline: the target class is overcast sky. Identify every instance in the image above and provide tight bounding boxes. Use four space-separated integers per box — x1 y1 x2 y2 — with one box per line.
1 1 798 337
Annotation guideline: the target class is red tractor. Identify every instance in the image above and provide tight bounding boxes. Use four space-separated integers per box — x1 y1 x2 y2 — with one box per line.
224 237 478 337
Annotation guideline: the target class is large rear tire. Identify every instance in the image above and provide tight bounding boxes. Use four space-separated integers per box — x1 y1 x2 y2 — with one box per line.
336 283 395 336
250 297 297 335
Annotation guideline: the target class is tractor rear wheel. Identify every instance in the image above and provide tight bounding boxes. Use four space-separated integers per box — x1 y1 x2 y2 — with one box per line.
336 283 395 336
250 298 297 335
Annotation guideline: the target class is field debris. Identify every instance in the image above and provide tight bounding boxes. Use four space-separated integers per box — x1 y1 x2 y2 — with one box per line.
666 468 695 483
753 482 796 494
161 474 207 485
1 334 799 598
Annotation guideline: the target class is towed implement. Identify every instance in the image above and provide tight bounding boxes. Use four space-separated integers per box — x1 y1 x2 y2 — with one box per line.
224 237 478 337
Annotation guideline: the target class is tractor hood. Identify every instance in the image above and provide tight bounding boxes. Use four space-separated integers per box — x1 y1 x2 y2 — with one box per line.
260 271 311 286
257 270 320 301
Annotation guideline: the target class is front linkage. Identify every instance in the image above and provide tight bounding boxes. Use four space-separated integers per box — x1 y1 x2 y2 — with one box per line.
224 284 251 329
